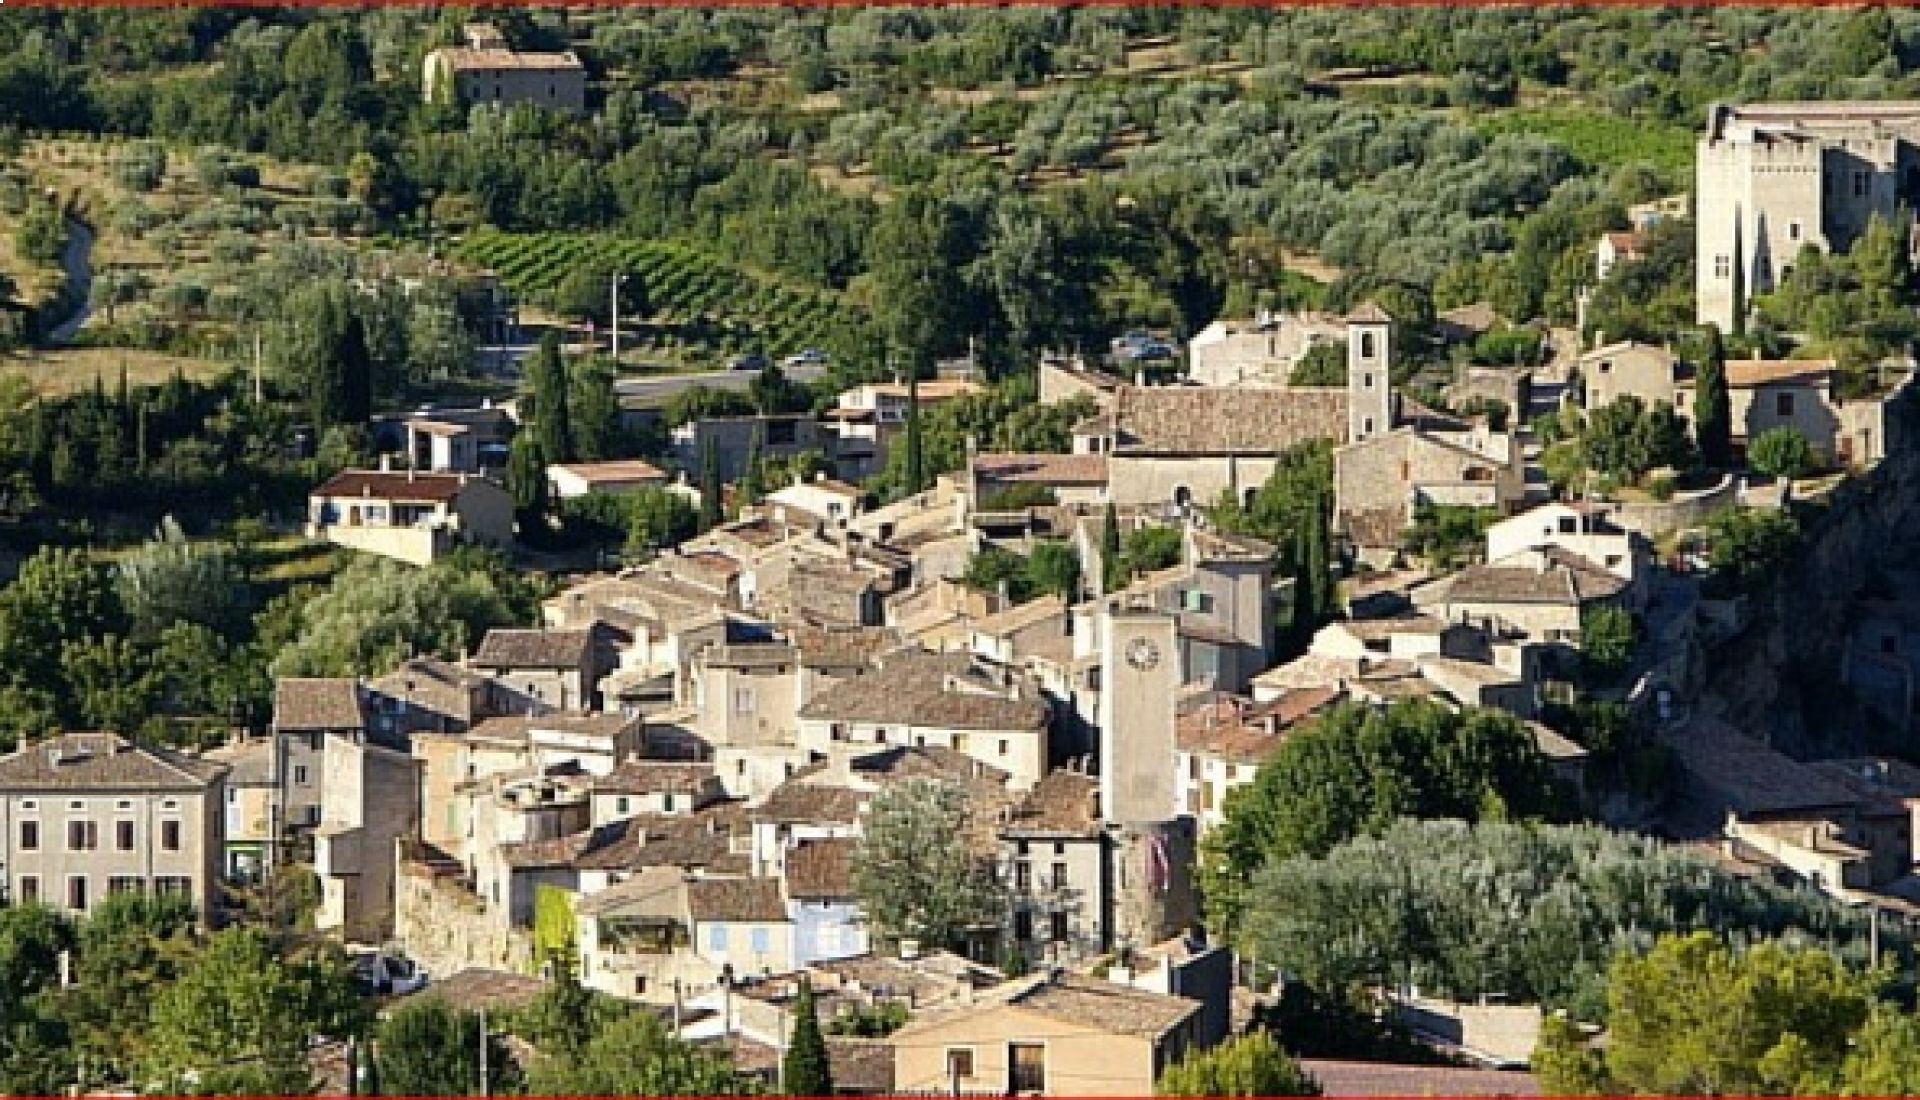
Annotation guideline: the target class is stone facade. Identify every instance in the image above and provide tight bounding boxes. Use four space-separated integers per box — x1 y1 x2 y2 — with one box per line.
1696 101 1920 331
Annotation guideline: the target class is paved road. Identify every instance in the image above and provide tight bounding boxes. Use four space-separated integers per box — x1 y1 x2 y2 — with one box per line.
612 362 828 403
46 218 95 343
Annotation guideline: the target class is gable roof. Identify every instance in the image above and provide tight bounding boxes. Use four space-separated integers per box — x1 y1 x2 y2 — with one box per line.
1110 386 1348 456
591 760 717 796
431 46 583 73
686 877 788 923
275 678 367 731
1725 359 1835 388
473 629 593 669
797 650 1049 732
1003 972 1201 1039
785 837 857 900
1000 769 1100 838
312 469 485 504
973 452 1110 486
1445 548 1628 606
0 733 226 792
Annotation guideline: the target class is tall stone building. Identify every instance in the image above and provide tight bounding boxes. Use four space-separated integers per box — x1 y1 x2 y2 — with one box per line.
1696 101 1920 332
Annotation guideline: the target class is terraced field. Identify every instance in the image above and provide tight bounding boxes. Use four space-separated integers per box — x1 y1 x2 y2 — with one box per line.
455 230 868 361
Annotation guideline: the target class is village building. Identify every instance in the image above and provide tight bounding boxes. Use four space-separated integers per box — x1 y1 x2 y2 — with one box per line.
1696 100 1920 331
472 628 608 712
1334 420 1527 564
1184 309 1347 388
422 23 587 115
547 459 669 500
307 468 514 566
887 971 1207 1096
0 733 227 919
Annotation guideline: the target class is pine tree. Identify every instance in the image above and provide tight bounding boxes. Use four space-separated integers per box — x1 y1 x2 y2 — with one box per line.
1100 501 1123 593
1695 325 1732 468
782 978 834 1097
699 438 723 532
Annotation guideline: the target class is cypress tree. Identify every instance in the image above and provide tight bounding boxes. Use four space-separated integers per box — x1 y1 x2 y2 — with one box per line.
782 978 834 1097
699 437 723 531
740 427 766 506
903 369 926 496
528 333 574 464
507 432 549 529
1695 326 1732 468
1100 500 1124 593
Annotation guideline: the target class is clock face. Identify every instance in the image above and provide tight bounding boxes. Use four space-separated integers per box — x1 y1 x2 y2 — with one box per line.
1125 637 1161 671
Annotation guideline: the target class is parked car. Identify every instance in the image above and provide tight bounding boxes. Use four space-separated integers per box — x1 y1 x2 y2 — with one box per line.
353 951 429 996
730 352 770 372
784 348 829 366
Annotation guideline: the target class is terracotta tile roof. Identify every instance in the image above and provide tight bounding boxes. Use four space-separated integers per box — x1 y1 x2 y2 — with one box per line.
1340 614 1446 642
686 877 787 923
573 805 748 872
1190 527 1276 562
785 837 856 900
204 738 274 786
971 595 1069 640
973 452 1110 486
797 650 1050 732
754 781 867 826
274 678 366 731
372 658 496 726
1604 230 1646 253
400 968 547 1014
0 733 226 792
1303 1059 1539 1096
790 623 904 670
592 760 716 795
1001 769 1100 838
1112 386 1348 455
462 712 639 746
1445 548 1627 606
1725 358 1835 388
473 628 593 669
1666 717 1868 817
312 469 481 503
1244 685 1346 727
431 46 584 72
548 459 667 486
1007 972 1198 1038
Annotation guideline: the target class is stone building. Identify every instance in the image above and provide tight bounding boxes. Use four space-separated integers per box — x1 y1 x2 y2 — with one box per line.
0 733 226 920
423 23 587 115
1696 101 1920 331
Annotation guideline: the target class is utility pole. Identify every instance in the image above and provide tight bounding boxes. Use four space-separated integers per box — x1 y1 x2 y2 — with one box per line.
253 329 264 404
477 1009 489 1097
610 272 625 363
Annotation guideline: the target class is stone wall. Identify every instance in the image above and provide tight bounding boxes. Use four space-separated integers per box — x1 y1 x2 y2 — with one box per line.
395 860 534 977
1607 474 1739 539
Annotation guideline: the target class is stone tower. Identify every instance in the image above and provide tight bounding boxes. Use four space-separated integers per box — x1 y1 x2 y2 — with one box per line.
1096 605 1197 950
1346 301 1393 444
1097 606 1179 824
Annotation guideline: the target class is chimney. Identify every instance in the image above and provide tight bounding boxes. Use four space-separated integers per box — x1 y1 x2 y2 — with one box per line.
379 453 393 473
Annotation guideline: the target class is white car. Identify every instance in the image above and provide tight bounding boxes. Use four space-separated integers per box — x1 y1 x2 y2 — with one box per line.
354 951 429 996
784 348 829 366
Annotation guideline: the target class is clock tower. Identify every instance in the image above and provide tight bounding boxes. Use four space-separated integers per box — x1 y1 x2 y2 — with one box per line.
1097 606 1178 824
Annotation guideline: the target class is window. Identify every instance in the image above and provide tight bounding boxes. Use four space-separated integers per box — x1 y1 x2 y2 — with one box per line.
294 765 310 785
308 731 323 752
115 820 134 852
750 927 770 954
67 821 97 852
662 794 676 813
109 876 144 896
1363 417 1375 435
1015 862 1032 891
1050 911 1069 942
67 876 88 911
616 796 631 815
1053 842 1065 856
1009 1043 1046 1094
709 925 729 952
68 800 84 812
17 876 37 903
1855 172 1870 197
1013 910 1033 941
18 821 37 851
946 1049 976 1082
830 723 847 742
1182 590 1214 614
998 739 1009 756
767 420 798 446
1777 392 1796 417
154 876 191 897
1051 862 1068 890
1714 254 1731 279
1360 332 1377 359
733 688 755 715
161 820 181 852
1790 220 1803 241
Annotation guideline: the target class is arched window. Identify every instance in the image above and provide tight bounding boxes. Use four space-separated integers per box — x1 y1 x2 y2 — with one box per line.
1173 486 1193 512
